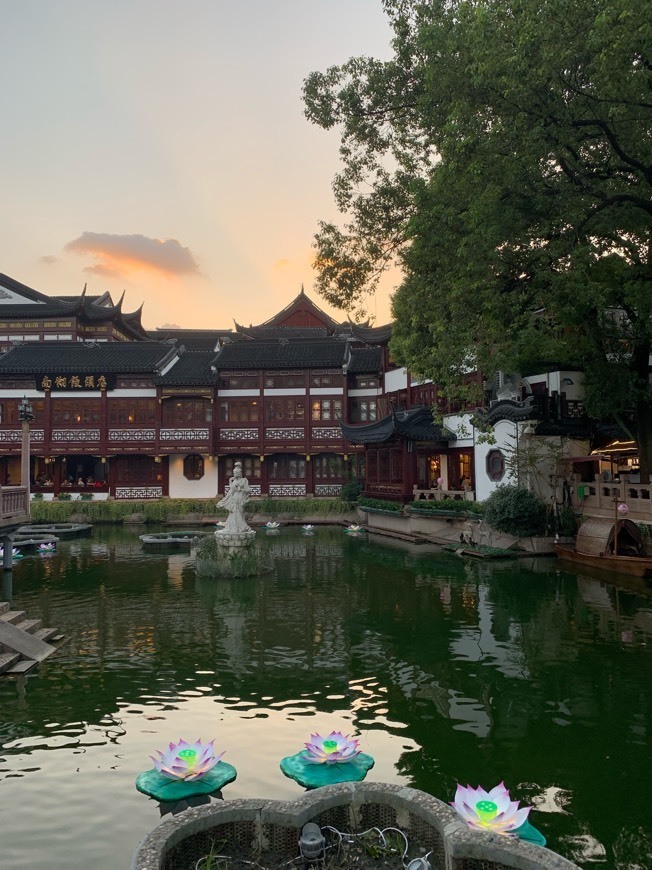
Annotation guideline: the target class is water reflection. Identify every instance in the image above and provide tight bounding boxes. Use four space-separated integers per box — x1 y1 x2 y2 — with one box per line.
0 526 651 869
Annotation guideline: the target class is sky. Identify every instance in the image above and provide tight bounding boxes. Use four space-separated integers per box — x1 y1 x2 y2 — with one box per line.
0 1 398 331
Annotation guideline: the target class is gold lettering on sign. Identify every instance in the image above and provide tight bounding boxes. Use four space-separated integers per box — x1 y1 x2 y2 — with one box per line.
97 375 107 390
84 375 95 388
69 375 81 388
54 376 67 388
41 376 52 390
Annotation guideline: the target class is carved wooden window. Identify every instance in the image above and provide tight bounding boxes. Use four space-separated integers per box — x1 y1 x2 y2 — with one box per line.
311 398 343 422
265 398 305 422
218 399 259 423
108 399 156 426
53 399 101 425
268 454 306 480
162 399 211 426
314 454 344 480
224 456 261 480
349 399 377 423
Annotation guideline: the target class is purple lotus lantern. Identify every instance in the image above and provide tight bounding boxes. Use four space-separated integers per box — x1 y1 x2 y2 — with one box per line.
280 729 374 788
303 731 361 765
151 738 224 781
136 737 236 801
38 542 56 552
451 782 541 842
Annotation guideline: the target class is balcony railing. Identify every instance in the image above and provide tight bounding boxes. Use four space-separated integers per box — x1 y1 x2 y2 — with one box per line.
412 487 476 502
0 486 30 523
577 477 652 519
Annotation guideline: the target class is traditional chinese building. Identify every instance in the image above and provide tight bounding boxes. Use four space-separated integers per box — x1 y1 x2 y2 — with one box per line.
0 278 389 499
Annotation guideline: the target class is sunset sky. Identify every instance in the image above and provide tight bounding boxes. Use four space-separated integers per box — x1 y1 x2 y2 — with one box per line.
0 1 397 330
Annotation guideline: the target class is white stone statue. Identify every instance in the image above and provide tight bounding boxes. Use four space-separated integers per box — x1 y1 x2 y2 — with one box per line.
216 462 253 535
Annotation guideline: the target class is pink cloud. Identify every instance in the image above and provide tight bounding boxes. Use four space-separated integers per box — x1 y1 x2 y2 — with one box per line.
65 232 200 278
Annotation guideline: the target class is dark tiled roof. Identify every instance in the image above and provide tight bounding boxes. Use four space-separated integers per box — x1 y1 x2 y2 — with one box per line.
253 287 340 330
212 339 347 370
0 273 53 303
341 406 455 445
349 322 393 344
347 346 383 374
155 350 218 385
473 397 541 426
151 328 235 350
234 326 331 339
0 341 177 374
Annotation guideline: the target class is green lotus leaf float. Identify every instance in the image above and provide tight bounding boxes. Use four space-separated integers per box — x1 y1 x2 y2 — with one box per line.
136 738 236 800
280 731 374 789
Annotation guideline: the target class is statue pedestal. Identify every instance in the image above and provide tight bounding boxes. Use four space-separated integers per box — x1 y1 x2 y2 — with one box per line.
214 528 256 555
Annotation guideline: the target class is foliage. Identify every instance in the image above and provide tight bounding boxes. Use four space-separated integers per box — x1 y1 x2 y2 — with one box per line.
31 492 43 500
251 496 344 517
358 496 404 513
409 498 484 515
304 0 652 476
483 486 547 537
340 479 363 506
30 497 346 524
556 505 579 537
56 492 72 501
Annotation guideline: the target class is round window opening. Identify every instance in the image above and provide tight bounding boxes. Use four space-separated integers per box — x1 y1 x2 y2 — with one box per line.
184 454 204 481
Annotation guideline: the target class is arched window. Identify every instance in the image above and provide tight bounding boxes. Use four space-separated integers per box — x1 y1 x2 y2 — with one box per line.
183 454 204 480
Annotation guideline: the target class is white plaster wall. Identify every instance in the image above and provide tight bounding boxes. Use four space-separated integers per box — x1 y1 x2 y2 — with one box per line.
473 419 518 502
384 368 407 393
442 413 474 447
168 454 218 498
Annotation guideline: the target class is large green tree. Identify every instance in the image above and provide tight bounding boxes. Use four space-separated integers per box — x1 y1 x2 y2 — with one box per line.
303 0 652 477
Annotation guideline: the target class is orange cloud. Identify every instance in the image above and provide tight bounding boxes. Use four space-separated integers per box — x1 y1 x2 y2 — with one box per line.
65 232 200 278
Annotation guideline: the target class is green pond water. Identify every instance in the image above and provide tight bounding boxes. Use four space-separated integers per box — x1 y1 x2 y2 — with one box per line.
1 526 651 869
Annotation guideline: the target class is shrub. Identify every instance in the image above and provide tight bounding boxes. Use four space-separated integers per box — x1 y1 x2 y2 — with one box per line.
483 486 547 536
340 479 363 506
556 505 578 536
358 496 403 513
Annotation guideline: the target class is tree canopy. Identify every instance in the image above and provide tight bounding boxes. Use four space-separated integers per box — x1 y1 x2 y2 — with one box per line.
303 0 652 474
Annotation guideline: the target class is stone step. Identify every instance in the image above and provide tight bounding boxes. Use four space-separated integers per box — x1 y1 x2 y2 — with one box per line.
0 601 9 615
15 618 42 635
34 627 59 643
0 610 26 625
0 651 20 674
5 659 38 675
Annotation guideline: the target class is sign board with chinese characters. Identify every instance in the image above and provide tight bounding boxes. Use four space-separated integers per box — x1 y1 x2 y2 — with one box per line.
38 374 115 391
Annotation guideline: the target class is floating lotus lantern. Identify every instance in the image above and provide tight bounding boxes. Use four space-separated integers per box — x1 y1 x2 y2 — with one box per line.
301 524 315 532
264 521 281 529
345 524 362 533
136 738 237 801
215 520 226 528
451 783 545 845
304 731 361 764
38 542 56 553
0 547 23 559
280 730 374 789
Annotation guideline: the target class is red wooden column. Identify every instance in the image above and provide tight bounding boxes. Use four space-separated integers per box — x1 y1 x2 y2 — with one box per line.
403 441 417 502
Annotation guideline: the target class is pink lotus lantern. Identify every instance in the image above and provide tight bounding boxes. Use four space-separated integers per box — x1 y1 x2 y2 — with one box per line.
303 731 361 765
437 477 444 487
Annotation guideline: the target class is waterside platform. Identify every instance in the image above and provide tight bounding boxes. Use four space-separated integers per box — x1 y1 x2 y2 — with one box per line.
0 601 65 677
